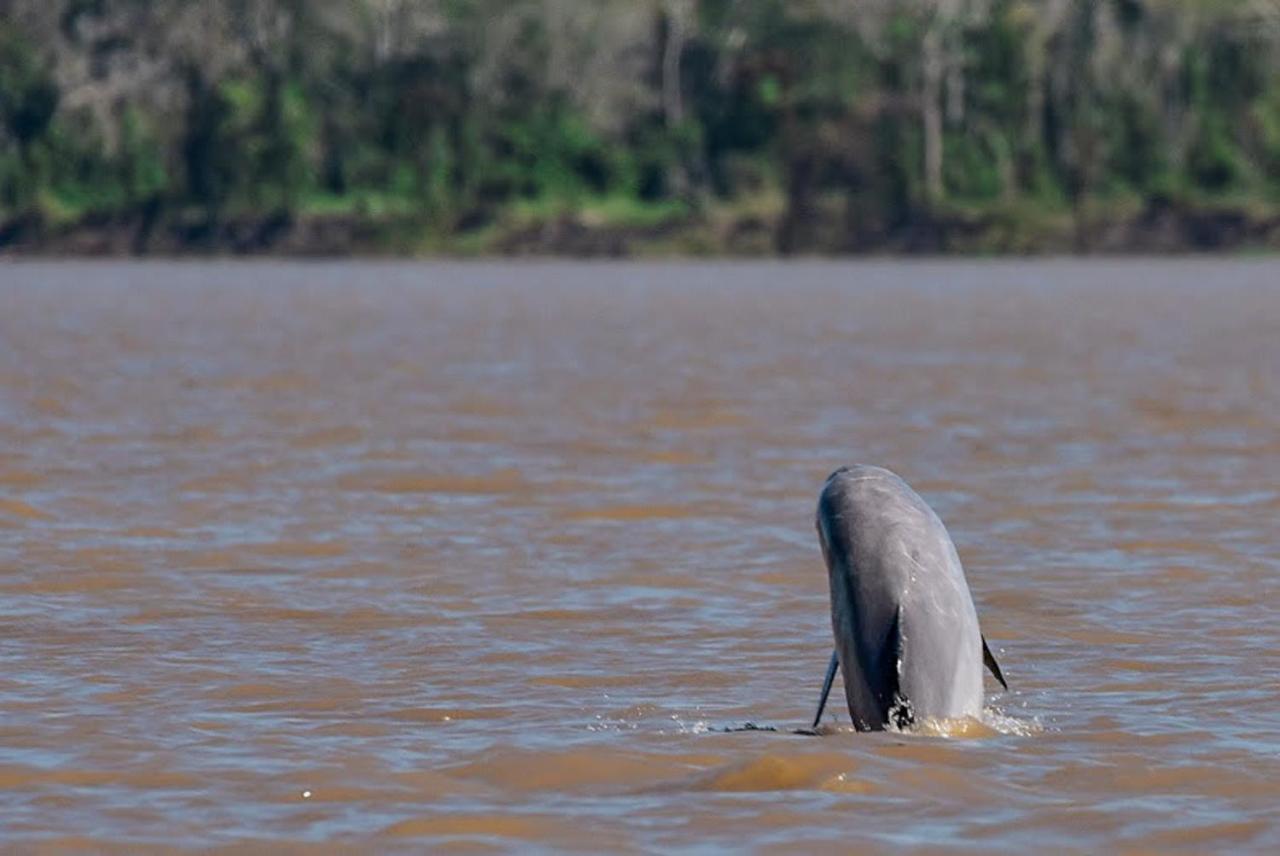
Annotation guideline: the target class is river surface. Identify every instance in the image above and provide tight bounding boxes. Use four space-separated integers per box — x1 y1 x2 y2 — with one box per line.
1 260 1278 852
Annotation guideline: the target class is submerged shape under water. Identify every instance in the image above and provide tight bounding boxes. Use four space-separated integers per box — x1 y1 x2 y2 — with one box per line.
0 260 1278 850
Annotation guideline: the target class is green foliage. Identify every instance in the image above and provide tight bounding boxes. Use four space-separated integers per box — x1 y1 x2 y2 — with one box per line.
1256 88 1280 197
1 0 1278 248
0 25 60 209
117 108 169 204
0 28 58 148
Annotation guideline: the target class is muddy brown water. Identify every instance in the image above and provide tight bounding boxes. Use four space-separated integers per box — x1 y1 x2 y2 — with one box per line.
1 259 1278 852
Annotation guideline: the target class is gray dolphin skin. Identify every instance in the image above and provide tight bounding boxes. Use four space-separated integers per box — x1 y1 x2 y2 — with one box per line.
812 464 1006 731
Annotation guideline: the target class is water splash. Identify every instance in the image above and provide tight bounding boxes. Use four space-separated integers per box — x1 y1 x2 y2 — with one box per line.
980 705 1045 737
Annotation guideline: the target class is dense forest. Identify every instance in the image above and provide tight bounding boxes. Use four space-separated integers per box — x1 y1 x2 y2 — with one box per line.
2 0 1280 255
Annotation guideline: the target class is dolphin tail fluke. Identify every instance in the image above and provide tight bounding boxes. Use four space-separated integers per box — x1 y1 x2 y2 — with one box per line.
981 634 1008 691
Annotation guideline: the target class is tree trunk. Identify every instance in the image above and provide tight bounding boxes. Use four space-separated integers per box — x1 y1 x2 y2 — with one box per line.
922 25 944 205
661 0 686 127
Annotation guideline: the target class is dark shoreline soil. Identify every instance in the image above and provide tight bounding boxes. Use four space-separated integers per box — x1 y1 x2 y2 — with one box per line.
3 199 1278 258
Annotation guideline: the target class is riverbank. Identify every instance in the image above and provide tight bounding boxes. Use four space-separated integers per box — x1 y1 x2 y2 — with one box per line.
3 194 1279 257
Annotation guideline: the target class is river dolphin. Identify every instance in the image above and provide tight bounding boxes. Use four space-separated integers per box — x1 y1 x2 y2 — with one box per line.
811 465 1006 731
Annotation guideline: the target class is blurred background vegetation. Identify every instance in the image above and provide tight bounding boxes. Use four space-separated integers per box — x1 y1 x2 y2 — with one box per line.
2 0 1280 255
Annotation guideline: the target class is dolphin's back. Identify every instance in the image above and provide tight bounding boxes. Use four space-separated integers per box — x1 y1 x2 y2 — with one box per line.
817 465 983 728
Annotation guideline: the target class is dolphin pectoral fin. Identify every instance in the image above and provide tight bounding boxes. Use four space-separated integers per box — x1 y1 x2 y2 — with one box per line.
982 634 1009 691
811 650 839 729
